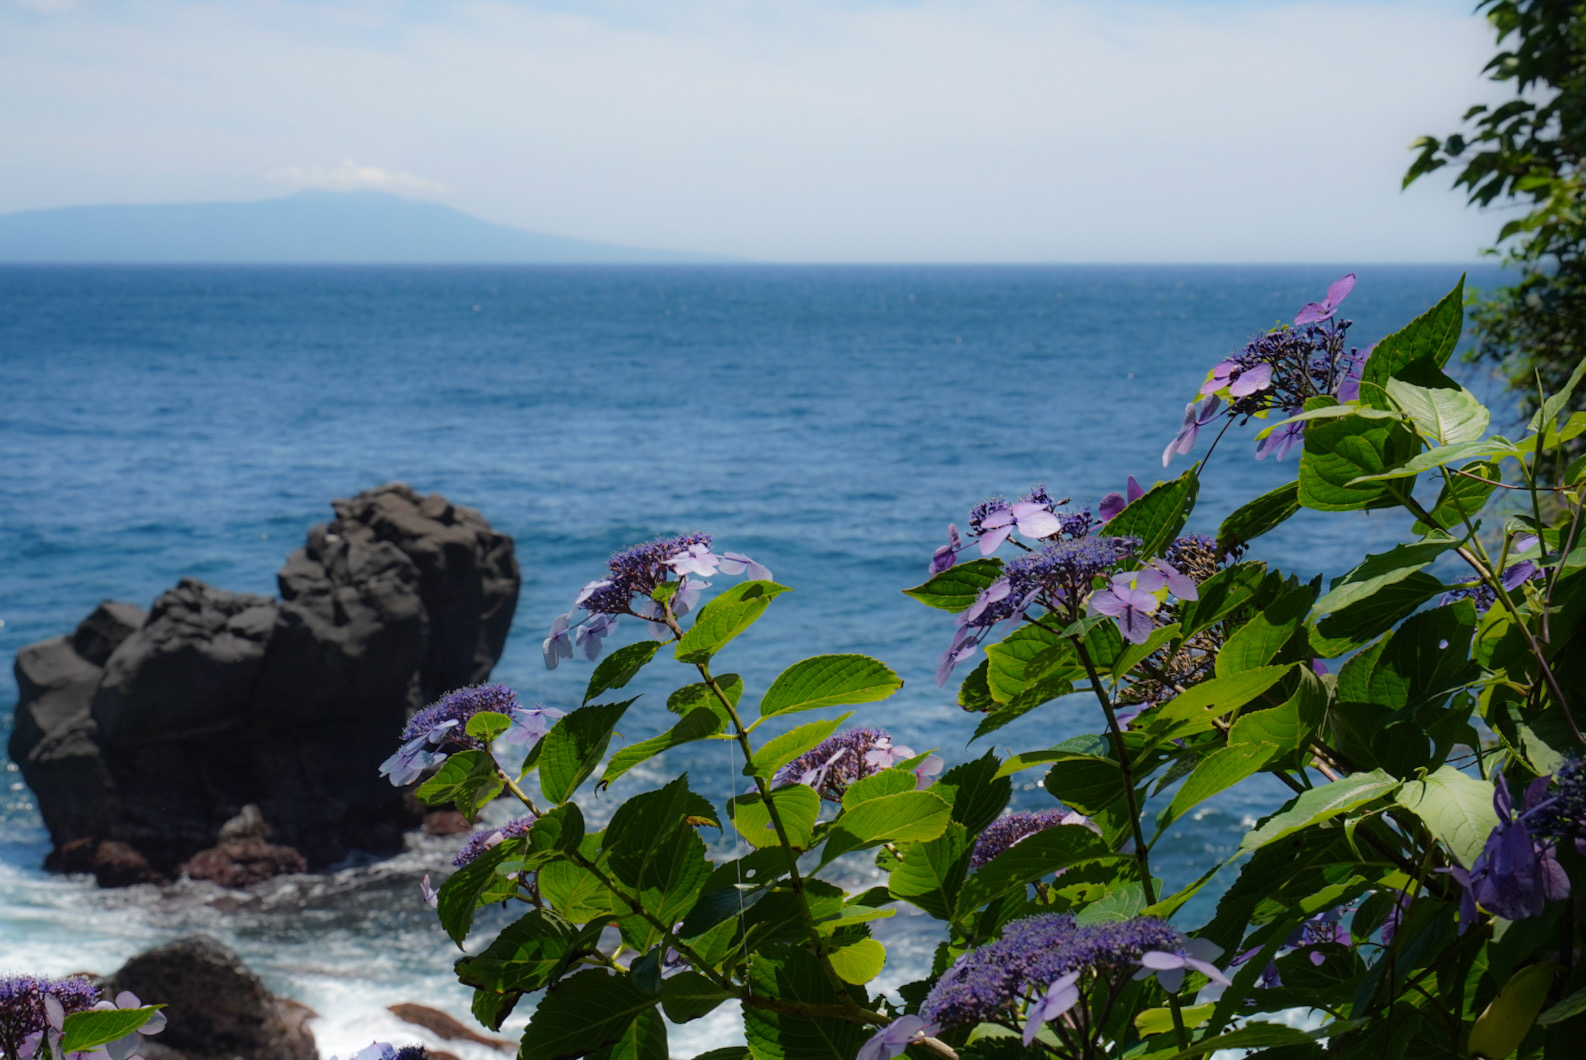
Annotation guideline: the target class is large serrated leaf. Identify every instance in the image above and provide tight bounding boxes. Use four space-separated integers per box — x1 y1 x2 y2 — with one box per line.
1395 765 1498 870
956 825 1115 911
1385 376 1490 446
751 713 851 778
414 749 504 819
601 707 726 787
1358 275 1465 406
1147 665 1294 740
1237 770 1399 854
1298 412 1419 512
539 699 634 804
888 823 970 920
1310 536 1456 619
759 654 902 717
729 784 821 849
1162 743 1281 827
674 580 790 664
519 969 660 1060
1215 481 1300 557
743 947 868 1060
1105 469 1198 557
902 558 1004 611
585 640 663 705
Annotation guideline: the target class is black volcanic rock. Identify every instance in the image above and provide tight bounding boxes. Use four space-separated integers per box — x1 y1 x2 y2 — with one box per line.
9 483 519 883
107 935 317 1060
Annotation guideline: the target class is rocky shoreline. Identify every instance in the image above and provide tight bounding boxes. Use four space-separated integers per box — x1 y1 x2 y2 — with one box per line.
9 483 519 887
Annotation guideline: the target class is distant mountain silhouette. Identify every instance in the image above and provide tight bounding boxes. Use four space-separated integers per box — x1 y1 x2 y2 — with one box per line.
0 191 730 264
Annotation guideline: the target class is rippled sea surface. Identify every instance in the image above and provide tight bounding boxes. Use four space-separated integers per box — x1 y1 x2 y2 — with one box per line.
0 264 1502 1053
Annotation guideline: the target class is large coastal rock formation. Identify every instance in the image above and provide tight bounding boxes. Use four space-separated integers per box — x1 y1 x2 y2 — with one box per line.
9 483 519 885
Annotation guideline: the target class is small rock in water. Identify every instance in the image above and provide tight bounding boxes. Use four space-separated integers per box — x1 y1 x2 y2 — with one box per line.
387 1003 513 1052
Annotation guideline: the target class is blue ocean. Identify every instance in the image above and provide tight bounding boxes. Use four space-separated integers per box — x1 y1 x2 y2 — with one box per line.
0 264 1503 1055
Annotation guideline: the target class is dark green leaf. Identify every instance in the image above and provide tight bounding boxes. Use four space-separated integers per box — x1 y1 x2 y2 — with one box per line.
1044 753 1127 815
437 841 521 945
888 823 971 921
1357 276 1465 406
957 825 1115 912
529 803 586 856
902 558 1004 611
471 988 519 1032
984 623 1078 704
540 699 634 804
587 1007 667 1060
1395 765 1498 869
1147 665 1294 740
1310 537 1456 618
957 659 994 712
1216 481 1300 556
1215 582 1315 677
1162 742 1281 827
1180 562 1267 640
518 969 659 1060
1106 470 1199 558
934 752 1012 834
660 971 734 1023
1416 460 1499 533
585 641 663 705
1309 573 1444 658
759 654 902 717
742 946 868 1060
455 909 589 994
414 749 504 820
675 581 791 664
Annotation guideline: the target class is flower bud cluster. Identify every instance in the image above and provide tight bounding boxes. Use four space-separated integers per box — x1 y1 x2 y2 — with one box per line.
772 728 941 801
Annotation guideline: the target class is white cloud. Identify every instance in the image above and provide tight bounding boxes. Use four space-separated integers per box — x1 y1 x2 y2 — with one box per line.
268 159 446 196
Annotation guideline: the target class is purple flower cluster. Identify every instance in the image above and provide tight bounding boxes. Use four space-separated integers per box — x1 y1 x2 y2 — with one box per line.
1448 774 1570 922
0 975 99 1060
1532 755 1586 852
1165 274 1374 466
453 814 539 868
379 685 563 787
969 808 1094 868
337 1044 431 1060
772 728 941 801
920 915 1225 1033
931 487 1076 574
1441 549 1546 614
545 534 771 666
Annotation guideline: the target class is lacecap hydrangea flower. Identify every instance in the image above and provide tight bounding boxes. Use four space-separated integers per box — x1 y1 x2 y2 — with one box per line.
969 808 1097 868
453 814 539 868
0 975 98 1060
772 728 942 801
378 685 563 786
544 534 771 666
333 1044 430 1060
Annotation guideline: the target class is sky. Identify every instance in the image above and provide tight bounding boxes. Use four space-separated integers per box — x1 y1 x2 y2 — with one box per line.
0 0 1517 262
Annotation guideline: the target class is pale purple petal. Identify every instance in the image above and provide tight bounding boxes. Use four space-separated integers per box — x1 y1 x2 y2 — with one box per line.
1011 503 1061 539
1099 492 1127 522
980 506 1015 530
1089 586 1129 617
1229 362 1273 397
420 874 439 908
977 524 1013 555
1200 360 1238 396
1132 568 1167 593
1126 475 1146 502
1150 559 1199 601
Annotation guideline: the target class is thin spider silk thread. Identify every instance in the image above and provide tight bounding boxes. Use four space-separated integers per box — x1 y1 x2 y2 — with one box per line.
727 734 750 997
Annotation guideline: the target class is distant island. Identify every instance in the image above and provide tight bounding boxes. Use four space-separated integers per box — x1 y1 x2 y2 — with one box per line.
0 190 731 264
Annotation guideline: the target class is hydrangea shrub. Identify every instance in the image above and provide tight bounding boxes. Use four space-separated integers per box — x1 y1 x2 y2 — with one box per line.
395 277 1586 1059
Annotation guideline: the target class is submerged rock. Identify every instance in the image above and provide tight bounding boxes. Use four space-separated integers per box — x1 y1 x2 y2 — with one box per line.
9 483 520 884
107 935 317 1060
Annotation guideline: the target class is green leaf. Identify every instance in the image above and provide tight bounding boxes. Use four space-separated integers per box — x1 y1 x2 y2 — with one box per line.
585 641 663 705
529 803 587 856
414 749 503 820
984 622 1076 704
437 841 521 945
1227 666 1328 755
956 825 1115 912
759 654 902 717
59 1008 164 1054
1147 665 1294 740
1416 460 1499 532
743 947 868 1060
1358 275 1465 403
1537 982 1586 1026
971 676 1073 740
1113 622 1182 680
840 767 918 808
668 675 743 716
1105 470 1198 558
519 969 659 1060
587 1007 668 1060
1216 481 1300 556
540 699 635 804
604 778 717 928
1215 582 1314 677
957 659 994 712
831 790 951 845
751 714 852 778
471 988 519 1032
933 752 1012 834
1309 573 1445 658
1180 562 1266 640
1385 376 1490 445
1044 753 1128 815
730 784 821 849
1310 537 1456 618
826 938 886 984
466 710 511 742
539 858 623 922
1298 411 1419 511
675 580 790 664
1395 765 1499 869
1237 770 1399 855
1347 438 1504 483
1162 743 1281 827
888 823 971 920
601 707 726 788
1154 1022 1315 1058
455 909 588 994
902 558 1004 612
660 971 734 1023
1529 354 1586 435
